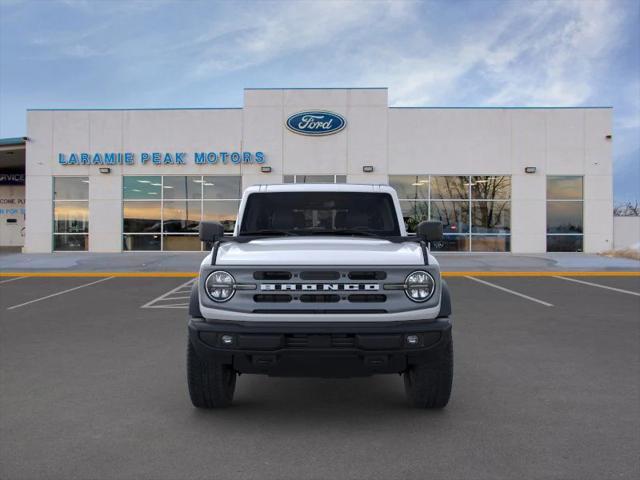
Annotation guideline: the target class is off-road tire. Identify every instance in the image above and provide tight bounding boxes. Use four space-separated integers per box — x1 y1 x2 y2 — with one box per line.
403 340 453 408
187 340 236 408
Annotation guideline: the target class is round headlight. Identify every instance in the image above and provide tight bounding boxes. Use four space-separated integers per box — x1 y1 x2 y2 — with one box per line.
404 270 435 302
205 271 236 302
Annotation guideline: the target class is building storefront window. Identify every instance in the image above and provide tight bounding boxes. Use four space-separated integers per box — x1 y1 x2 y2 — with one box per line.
53 176 89 251
389 175 511 251
546 176 583 252
283 175 347 184
122 175 241 251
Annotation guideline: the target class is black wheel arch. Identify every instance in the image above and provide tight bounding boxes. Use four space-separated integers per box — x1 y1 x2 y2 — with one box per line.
437 279 452 318
189 281 203 319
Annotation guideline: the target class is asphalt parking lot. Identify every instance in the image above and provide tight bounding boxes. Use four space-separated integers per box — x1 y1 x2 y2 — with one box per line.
1 274 639 480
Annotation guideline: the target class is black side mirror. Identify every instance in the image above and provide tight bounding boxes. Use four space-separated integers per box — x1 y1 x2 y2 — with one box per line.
199 221 225 243
417 221 443 242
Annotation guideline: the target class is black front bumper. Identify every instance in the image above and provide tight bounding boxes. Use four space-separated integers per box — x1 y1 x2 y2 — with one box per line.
188 318 452 378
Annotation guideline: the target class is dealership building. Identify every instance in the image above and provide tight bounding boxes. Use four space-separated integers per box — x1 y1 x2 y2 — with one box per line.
0 88 614 253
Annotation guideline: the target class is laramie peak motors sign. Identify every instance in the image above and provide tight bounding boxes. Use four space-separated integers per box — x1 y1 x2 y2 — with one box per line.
57 151 265 166
286 111 346 136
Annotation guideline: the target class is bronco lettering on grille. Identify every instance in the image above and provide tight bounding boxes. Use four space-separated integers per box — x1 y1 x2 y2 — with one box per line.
260 284 379 291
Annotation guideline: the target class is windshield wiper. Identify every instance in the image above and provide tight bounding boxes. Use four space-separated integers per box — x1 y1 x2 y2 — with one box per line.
239 229 300 236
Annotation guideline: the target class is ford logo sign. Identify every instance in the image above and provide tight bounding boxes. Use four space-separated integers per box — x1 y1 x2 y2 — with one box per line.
286 111 346 136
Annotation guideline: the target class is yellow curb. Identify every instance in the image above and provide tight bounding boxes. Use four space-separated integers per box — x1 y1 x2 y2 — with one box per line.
0 271 638 278
442 271 640 277
0 272 198 278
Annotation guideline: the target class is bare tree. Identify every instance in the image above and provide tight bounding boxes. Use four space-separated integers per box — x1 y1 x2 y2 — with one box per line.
613 201 639 216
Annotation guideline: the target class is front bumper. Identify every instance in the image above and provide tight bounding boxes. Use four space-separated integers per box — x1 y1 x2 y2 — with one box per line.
188 318 452 378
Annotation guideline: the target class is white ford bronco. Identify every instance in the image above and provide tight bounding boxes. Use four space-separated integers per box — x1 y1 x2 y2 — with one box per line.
187 184 453 408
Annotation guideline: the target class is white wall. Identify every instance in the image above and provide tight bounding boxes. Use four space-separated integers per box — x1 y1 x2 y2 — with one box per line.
25 110 53 253
613 217 640 250
25 90 613 253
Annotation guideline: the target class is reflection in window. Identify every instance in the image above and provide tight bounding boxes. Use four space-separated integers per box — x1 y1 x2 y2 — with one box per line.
389 176 429 200
547 176 583 200
471 201 510 233
430 235 470 252
163 201 201 233
546 235 583 252
162 176 202 200
546 176 583 252
162 235 202 251
122 176 242 250
54 234 88 251
53 177 89 200
431 201 469 234
203 176 242 199
123 201 161 232
547 202 583 233
388 175 512 250
431 176 469 199
123 176 161 199
123 234 161 251
54 201 89 233
203 201 241 233
399 201 429 233
53 177 89 251
471 176 511 200
471 235 511 252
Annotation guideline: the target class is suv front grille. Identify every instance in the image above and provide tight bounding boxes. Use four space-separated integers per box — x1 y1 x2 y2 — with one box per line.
300 294 340 303
285 334 356 348
253 271 292 280
247 269 402 308
254 294 292 303
347 271 387 280
348 294 386 303
300 271 340 280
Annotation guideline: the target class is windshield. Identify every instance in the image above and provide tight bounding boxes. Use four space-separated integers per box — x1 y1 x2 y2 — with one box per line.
239 192 401 237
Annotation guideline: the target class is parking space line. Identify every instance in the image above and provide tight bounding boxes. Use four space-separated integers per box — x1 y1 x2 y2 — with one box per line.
465 276 554 307
141 279 195 309
0 276 26 285
554 276 640 297
6 277 114 310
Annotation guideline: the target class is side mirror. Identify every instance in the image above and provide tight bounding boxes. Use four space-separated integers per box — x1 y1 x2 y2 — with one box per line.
199 221 225 243
416 221 443 242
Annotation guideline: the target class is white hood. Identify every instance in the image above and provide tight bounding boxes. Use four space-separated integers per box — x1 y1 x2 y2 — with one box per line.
213 237 431 266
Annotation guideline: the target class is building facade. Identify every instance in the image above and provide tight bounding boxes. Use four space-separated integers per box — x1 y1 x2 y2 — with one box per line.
23 88 613 253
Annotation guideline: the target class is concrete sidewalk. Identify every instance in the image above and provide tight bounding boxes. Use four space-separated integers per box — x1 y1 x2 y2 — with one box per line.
1 251 638 273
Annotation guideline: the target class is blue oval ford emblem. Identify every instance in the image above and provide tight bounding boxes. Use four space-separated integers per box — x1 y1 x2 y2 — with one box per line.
286 111 346 136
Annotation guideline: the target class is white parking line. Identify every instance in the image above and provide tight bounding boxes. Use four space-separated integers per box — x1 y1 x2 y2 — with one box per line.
141 279 195 309
7 277 114 310
0 276 26 285
465 276 554 307
555 276 640 297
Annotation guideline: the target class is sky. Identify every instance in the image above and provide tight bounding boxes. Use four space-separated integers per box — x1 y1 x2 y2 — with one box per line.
0 0 638 204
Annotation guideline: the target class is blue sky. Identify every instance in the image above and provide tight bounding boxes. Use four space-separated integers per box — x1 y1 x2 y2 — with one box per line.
0 0 638 203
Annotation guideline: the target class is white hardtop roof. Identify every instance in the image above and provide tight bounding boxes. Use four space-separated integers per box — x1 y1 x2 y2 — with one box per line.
244 183 397 194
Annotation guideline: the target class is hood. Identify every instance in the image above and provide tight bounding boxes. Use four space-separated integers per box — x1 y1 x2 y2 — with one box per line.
213 237 429 266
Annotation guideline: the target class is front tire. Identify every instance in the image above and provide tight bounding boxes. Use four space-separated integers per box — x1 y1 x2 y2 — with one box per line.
187 340 236 408
403 340 453 409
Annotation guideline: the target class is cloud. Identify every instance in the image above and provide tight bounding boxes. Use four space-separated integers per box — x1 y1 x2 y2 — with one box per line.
187 0 413 79
380 1 621 106
353 0 625 107
483 0 623 106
